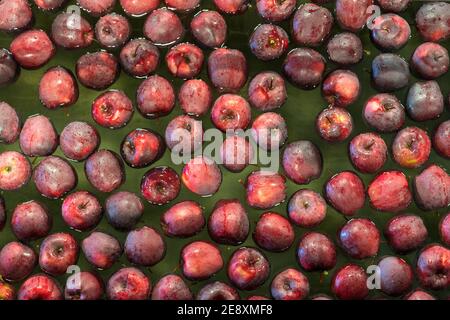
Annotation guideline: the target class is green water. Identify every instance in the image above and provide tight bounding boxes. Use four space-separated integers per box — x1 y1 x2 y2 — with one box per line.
0 1 449 299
